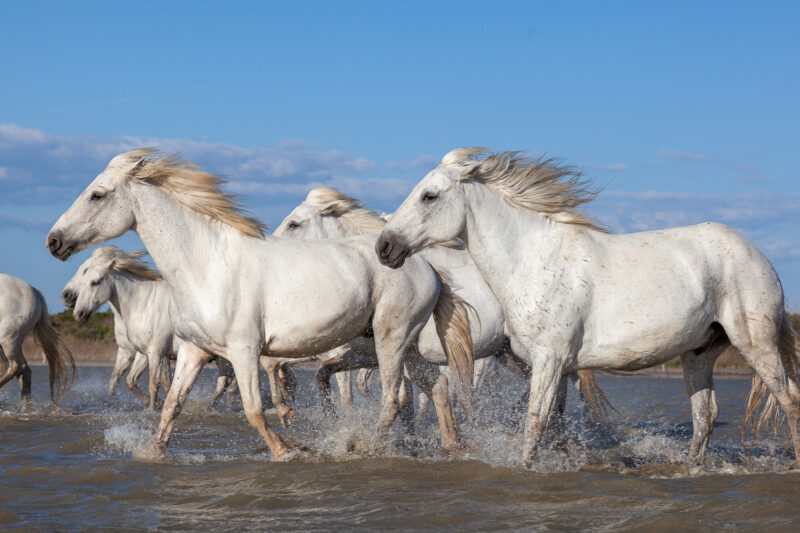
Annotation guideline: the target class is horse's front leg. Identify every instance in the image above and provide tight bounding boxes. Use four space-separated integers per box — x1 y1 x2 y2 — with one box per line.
126 352 150 405
522 354 564 468
235 350 292 460
109 347 136 394
155 343 211 450
146 349 164 410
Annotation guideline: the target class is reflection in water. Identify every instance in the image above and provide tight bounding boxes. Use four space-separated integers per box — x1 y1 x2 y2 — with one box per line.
0 365 798 531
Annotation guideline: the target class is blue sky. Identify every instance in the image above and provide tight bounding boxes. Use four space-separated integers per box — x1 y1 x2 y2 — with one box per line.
1 1 799 309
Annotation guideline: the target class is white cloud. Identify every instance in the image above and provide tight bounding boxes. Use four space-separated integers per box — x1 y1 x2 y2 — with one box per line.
0 124 378 204
658 149 711 162
388 154 440 171
585 162 630 172
593 189 800 261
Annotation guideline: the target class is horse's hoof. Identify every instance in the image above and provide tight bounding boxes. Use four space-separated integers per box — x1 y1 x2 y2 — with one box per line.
276 447 313 462
277 406 294 428
443 442 471 458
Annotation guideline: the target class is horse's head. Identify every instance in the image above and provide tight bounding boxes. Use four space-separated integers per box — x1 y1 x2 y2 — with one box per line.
377 161 468 268
61 255 93 309
46 151 145 261
71 259 113 323
273 204 334 240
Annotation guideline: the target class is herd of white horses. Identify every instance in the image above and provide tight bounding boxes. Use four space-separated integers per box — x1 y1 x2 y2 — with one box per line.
1 147 798 468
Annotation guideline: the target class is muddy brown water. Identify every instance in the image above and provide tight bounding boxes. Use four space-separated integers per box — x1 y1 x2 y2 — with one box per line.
0 365 798 531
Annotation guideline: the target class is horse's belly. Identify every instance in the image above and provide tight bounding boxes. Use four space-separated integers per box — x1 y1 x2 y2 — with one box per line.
581 321 711 370
266 311 371 358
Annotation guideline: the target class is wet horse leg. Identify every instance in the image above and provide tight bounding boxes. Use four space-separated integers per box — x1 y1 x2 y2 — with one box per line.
234 350 292 460
404 346 465 453
155 343 212 450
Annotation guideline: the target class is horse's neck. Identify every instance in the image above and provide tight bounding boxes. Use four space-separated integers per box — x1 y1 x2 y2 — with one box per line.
460 183 571 300
129 185 249 306
107 272 157 323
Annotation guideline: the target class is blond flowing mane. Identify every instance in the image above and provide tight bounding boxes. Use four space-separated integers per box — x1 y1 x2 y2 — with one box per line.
441 148 607 232
119 148 266 238
90 246 163 281
303 186 386 235
304 186 465 248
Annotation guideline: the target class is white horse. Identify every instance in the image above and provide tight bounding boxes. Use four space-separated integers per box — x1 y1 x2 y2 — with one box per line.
0 273 75 403
47 149 474 459
377 148 800 468
274 186 611 424
61 246 239 409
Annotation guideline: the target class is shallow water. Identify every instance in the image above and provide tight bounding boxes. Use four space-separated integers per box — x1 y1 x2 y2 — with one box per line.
0 365 798 531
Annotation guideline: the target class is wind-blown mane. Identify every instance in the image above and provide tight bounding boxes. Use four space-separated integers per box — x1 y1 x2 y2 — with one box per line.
441 148 607 232
305 186 465 249
304 186 386 235
90 246 163 281
120 148 266 238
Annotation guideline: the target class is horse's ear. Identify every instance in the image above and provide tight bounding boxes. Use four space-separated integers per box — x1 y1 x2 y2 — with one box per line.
130 157 148 176
440 148 485 177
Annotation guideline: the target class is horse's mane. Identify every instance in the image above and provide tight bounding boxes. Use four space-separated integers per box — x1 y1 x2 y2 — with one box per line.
303 186 386 235
304 187 466 249
119 148 266 238
440 148 607 232
90 246 163 281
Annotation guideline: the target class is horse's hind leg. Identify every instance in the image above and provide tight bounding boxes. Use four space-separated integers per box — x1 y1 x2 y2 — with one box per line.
335 370 353 409
160 355 172 392
680 347 723 463
260 357 293 428
316 348 377 418
0 339 29 402
405 347 464 453
545 375 569 449
397 373 415 436
17 365 32 403
726 313 800 467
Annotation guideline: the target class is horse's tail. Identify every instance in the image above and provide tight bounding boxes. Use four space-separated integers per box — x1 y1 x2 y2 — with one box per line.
576 370 616 422
431 266 475 405
743 313 800 442
32 288 76 402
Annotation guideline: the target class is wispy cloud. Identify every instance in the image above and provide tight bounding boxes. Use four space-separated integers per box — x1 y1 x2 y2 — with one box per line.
0 124 379 204
0 213 56 232
584 162 630 172
387 154 440 171
658 149 711 162
593 189 800 260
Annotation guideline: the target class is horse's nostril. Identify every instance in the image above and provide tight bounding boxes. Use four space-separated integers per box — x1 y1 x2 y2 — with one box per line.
47 236 61 254
379 239 390 257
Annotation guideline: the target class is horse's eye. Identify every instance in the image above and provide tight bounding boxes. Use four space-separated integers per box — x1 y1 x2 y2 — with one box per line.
91 279 101 286
421 192 438 203
90 191 106 201
288 221 300 229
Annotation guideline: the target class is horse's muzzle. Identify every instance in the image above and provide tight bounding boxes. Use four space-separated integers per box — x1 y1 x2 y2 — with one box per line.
62 289 77 309
46 231 73 261
375 232 409 269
